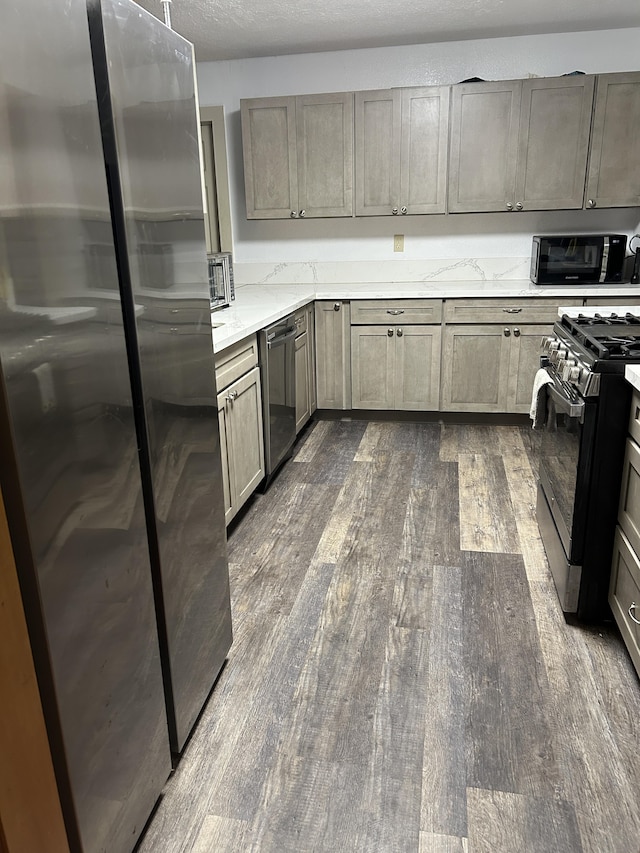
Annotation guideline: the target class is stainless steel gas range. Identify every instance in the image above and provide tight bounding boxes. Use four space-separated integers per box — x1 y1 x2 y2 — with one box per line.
537 311 640 621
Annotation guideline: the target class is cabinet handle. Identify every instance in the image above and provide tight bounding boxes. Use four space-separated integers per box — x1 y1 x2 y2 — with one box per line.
504 328 511 337
506 202 513 211
333 303 341 311
629 602 640 625
387 309 404 315
502 307 522 314
401 206 407 215
396 328 403 337
387 328 394 337
226 390 238 403
299 209 306 218
515 202 523 211
514 327 521 337
290 210 298 218
587 199 597 209
392 207 399 215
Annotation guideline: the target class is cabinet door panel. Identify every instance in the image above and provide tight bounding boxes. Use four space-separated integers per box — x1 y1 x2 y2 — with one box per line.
586 72 640 208
241 97 297 218
441 325 511 411
449 81 521 213
516 76 594 210
618 438 640 558
401 86 449 214
295 331 310 432
228 367 265 510
507 324 550 413
315 301 351 409
395 325 441 410
355 90 402 216
351 326 395 409
297 92 353 217
307 304 317 414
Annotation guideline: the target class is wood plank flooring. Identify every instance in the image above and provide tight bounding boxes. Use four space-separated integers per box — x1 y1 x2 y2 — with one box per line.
137 419 640 853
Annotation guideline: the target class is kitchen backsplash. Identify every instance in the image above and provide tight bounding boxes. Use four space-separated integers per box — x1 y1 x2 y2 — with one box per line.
233 257 531 286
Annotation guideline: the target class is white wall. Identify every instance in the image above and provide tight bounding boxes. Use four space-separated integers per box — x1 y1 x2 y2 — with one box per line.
196 28 640 279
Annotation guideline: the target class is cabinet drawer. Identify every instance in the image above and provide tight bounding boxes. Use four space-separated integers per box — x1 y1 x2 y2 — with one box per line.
618 436 640 555
214 334 259 392
350 299 442 325
630 391 640 447
609 526 640 678
443 298 583 325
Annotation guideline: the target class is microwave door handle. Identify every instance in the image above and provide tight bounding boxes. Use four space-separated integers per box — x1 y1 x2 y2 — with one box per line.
547 383 585 422
599 237 610 283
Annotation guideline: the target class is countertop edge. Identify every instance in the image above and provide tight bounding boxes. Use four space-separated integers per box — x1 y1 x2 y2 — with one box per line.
212 282 640 354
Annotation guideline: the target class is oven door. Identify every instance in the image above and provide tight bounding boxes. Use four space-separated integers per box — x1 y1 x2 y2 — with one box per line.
538 379 595 565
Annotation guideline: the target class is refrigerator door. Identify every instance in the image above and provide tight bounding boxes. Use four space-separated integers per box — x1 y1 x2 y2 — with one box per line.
88 0 232 752
0 1 171 851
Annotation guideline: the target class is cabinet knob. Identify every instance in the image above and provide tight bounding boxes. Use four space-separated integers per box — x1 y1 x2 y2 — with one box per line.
226 390 238 403
514 327 521 337
504 328 511 337
392 207 399 215
506 202 513 211
387 328 394 337
515 202 523 211
629 602 640 625
333 303 341 311
299 209 306 217
587 199 597 208
290 210 298 218
396 328 403 337
401 206 407 215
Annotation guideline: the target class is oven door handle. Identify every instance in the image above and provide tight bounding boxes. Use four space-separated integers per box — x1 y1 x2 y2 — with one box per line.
547 382 585 422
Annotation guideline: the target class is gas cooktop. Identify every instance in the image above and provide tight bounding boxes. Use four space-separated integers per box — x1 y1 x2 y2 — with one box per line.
560 313 640 360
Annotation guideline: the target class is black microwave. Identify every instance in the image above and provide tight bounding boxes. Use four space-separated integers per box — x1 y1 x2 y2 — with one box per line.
530 234 627 284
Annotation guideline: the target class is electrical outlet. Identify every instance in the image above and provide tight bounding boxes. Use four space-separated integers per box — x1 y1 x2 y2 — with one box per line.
393 234 404 253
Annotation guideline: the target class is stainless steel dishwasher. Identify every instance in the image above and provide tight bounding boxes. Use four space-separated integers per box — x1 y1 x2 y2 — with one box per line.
259 315 297 485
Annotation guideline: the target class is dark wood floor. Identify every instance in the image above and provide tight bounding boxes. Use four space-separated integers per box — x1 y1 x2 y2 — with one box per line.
138 419 640 853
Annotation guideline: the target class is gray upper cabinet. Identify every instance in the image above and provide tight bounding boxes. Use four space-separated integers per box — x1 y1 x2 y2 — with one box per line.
355 86 450 216
241 92 353 219
449 75 594 212
448 80 521 213
586 72 640 209
241 96 297 219
516 76 594 210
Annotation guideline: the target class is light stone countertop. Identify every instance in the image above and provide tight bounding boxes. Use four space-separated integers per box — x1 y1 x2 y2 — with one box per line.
211 281 640 354
626 365 640 393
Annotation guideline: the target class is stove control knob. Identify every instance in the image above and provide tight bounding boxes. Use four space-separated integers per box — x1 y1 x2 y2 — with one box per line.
549 341 560 353
568 366 582 383
542 336 555 352
556 346 568 361
561 359 576 381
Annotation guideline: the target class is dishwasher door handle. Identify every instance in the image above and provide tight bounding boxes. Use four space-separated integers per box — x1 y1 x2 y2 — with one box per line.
267 328 297 349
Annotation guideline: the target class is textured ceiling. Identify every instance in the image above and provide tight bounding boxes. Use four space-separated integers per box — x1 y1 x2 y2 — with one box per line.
133 0 640 61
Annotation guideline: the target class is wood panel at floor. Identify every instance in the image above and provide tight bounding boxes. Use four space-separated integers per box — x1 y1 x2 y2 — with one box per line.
137 420 640 853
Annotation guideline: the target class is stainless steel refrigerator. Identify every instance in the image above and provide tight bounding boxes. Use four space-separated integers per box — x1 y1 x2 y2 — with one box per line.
0 1 232 851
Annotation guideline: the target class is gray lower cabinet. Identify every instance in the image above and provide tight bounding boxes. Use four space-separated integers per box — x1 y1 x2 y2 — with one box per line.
315 300 351 409
449 75 594 213
355 86 449 216
215 338 265 524
586 72 640 209
440 298 583 413
295 329 310 432
240 92 354 219
307 303 317 415
351 324 441 410
610 403 640 678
